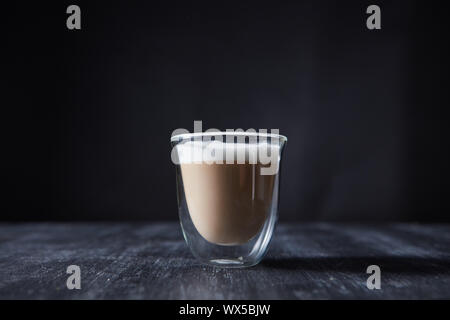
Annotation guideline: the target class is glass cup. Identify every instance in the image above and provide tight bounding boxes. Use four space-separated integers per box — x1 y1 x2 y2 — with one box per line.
170 131 287 268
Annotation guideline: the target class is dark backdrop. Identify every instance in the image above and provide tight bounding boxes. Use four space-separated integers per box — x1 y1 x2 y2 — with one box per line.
2 1 449 222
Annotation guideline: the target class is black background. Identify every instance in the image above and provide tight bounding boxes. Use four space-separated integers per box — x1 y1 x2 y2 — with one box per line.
2 0 449 222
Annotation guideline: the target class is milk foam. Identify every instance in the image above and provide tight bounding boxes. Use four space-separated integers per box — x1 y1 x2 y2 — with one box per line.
174 140 280 164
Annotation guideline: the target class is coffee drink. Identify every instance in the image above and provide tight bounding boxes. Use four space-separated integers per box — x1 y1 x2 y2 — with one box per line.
176 141 279 245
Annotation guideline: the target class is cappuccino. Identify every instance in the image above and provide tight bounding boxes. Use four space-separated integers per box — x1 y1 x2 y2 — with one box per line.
176 141 279 245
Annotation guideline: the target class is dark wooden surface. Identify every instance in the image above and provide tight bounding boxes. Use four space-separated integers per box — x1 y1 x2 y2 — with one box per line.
0 223 449 299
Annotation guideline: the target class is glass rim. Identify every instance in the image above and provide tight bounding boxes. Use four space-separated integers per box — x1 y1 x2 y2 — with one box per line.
170 131 288 143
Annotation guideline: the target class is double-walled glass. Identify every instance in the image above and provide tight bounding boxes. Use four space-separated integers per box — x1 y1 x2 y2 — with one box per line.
171 132 287 268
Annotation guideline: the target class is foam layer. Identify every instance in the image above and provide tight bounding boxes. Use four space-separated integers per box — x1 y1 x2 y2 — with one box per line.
174 140 280 165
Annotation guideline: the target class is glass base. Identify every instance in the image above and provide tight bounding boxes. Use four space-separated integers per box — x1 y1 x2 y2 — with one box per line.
205 258 260 268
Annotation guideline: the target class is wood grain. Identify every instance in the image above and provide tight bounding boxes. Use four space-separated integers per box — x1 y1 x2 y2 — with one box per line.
0 223 449 299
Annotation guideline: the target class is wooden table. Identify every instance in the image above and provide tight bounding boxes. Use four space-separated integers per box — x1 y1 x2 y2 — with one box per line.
0 223 449 299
